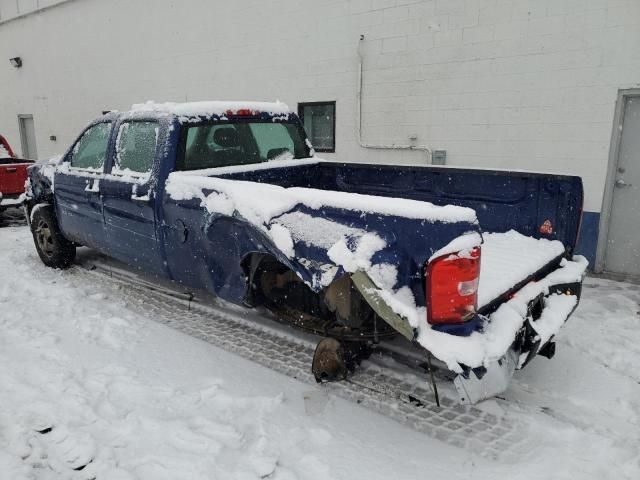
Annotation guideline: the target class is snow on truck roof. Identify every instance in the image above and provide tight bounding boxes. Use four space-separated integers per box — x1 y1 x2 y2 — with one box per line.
130 100 292 118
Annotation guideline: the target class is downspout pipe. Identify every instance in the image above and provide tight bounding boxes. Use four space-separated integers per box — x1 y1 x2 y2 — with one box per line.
357 35 432 164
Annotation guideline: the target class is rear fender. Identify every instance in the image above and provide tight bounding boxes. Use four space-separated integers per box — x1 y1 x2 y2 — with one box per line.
197 214 314 304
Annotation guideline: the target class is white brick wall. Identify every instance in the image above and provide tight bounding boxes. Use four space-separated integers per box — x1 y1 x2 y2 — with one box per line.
1 0 639 211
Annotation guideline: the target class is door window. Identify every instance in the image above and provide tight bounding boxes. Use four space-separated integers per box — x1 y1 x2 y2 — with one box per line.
115 121 158 174
69 122 111 170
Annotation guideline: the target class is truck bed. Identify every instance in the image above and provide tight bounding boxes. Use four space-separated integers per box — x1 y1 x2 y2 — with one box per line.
216 160 583 255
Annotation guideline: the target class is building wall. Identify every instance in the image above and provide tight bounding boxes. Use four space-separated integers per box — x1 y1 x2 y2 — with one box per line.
0 0 67 21
1 0 640 263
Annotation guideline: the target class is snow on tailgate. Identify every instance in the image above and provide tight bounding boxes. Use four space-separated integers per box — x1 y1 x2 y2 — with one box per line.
415 255 587 371
478 230 566 307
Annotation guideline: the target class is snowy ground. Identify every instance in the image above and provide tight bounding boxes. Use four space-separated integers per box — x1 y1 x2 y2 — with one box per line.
1 221 639 480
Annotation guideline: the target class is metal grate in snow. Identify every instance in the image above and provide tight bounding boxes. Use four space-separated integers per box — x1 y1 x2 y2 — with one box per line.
77 262 529 462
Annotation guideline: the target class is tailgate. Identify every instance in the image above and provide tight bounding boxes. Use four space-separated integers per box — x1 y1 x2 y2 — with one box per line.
0 161 32 195
478 230 566 313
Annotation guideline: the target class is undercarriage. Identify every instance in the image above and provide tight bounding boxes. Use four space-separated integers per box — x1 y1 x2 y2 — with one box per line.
244 254 398 382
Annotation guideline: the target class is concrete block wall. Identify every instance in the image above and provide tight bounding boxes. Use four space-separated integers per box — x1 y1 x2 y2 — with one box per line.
0 0 67 21
1 0 639 263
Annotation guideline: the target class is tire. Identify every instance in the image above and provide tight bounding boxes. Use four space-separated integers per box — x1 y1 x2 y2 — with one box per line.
30 205 76 269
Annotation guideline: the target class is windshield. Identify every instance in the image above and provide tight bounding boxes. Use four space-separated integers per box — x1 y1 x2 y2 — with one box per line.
179 121 312 171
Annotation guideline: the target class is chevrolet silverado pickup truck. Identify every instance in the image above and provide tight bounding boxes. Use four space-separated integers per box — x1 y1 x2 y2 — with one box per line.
25 101 587 403
1 134 33 213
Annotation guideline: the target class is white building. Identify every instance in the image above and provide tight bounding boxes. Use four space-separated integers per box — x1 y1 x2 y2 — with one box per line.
1 0 639 274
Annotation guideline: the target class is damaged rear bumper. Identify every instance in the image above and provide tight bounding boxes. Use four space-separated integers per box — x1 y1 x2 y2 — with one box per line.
353 256 588 404
454 280 582 404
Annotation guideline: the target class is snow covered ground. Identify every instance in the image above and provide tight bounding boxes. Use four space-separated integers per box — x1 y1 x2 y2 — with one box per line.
1 222 639 480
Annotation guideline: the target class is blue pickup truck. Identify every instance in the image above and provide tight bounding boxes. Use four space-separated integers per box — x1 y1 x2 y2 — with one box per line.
25 101 587 403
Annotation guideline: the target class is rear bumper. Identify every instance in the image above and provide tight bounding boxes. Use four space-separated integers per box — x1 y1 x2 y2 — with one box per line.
353 255 588 403
453 268 586 404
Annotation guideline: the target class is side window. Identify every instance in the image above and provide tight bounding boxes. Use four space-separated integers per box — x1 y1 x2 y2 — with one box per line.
115 121 158 174
298 101 335 153
69 122 111 169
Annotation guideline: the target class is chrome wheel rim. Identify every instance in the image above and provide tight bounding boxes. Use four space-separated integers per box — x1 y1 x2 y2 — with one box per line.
35 219 55 257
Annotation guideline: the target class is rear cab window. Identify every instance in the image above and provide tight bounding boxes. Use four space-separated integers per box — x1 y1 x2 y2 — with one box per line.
179 120 311 171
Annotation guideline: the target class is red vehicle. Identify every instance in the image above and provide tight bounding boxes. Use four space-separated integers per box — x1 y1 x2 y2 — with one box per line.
0 135 34 212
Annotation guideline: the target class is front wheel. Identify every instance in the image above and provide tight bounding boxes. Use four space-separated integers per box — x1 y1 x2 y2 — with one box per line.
30 205 76 269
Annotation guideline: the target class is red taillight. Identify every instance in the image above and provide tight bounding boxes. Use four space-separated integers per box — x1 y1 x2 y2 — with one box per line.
426 246 481 325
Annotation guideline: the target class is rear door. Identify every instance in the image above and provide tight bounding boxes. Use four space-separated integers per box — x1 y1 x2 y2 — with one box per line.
55 122 111 248
604 94 640 275
101 120 161 271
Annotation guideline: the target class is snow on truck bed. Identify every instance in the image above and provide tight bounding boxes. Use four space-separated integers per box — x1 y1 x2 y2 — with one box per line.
166 171 478 225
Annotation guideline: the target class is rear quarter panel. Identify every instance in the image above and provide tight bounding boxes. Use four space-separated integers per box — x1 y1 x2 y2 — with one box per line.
161 189 480 307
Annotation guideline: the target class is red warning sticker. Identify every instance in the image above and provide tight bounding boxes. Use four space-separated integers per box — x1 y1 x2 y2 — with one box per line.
540 219 553 235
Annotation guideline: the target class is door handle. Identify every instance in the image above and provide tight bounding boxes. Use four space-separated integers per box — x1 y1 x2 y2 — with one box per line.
615 179 633 188
5 167 16 173
131 183 152 202
131 193 151 202
84 178 100 193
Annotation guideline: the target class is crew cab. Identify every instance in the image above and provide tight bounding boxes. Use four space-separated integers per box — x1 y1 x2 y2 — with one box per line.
25 101 587 403
0 134 34 212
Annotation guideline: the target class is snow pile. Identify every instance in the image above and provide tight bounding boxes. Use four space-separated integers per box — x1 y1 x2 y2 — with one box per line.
367 263 399 291
327 233 387 273
131 100 291 121
477 230 566 307
268 223 295 258
274 212 365 249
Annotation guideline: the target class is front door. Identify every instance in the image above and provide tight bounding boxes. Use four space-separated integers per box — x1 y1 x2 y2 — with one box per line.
604 94 640 276
101 120 160 272
55 122 111 249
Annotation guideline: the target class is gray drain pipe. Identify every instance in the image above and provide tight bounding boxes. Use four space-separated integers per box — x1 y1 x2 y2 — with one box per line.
357 35 432 164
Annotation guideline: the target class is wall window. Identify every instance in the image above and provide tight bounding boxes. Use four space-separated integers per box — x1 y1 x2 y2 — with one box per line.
298 101 335 153
115 121 158 174
69 122 111 170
